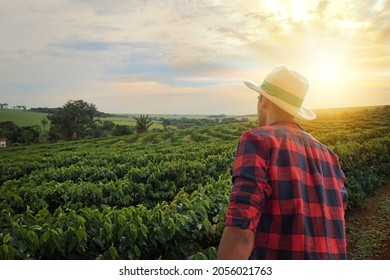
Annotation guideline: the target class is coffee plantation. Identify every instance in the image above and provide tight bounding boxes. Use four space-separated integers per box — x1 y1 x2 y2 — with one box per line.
0 106 389 259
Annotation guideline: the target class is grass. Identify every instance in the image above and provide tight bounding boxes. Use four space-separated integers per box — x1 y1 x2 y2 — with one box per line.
348 198 390 259
346 183 390 260
0 110 165 130
99 116 164 130
0 109 48 127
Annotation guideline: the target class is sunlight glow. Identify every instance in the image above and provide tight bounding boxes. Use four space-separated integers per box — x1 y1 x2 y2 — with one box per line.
2 1 389 114
263 0 280 14
300 45 356 109
315 59 342 84
307 47 350 84
262 0 310 21
291 0 309 21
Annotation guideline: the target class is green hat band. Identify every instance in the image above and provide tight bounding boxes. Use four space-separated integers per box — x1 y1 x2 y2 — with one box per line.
261 80 304 107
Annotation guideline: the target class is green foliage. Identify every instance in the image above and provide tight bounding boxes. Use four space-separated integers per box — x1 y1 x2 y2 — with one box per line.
41 118 49 131
0 106 389 259
47 100 98 141
112 124 134 136
347 197 390 259
0 109 48 127
0 121 41 145
134 115 153 134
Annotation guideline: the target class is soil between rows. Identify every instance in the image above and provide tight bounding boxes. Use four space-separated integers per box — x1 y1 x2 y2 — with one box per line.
345 182 390 260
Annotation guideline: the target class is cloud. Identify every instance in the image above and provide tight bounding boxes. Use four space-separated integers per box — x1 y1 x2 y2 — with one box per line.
97 78 250 115
66 0 155 15
59 41 112 51
316 0 330 16
1 0 389 113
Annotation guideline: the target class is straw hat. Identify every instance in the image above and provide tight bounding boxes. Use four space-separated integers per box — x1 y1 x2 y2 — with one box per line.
243 65 316 121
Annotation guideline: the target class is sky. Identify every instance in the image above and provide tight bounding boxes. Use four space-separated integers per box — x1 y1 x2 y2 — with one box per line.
0 0 389 115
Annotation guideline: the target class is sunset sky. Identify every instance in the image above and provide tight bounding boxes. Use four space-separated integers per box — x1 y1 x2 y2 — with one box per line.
1 0 389 115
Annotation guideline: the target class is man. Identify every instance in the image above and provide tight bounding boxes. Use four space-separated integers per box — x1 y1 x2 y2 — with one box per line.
217 65 348 260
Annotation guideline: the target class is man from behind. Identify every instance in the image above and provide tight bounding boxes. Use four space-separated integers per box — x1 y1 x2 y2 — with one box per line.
217 65 348 259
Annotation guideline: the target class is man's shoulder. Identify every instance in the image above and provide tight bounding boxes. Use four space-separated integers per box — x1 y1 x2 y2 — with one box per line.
244 123 331 151
239 125 299 148
241 126 278 141
245 122 302 138
242 124 341 163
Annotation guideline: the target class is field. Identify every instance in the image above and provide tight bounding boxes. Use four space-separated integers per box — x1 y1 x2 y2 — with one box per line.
0 109 48 128
99 117 164 130
0 109 218 130
0 106 389 259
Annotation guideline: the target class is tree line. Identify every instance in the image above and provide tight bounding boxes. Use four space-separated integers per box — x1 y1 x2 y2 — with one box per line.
0 103 27 110
0 100 154 145
1 99 248 145
158 117 249 129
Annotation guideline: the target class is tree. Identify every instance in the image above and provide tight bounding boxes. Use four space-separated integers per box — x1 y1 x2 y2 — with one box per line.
41 118 49 131
0 121 18 142
16 126 40 144
161 118 172 130
112 124 134 136
47 100 98 141
13 105 26 110
134 115 153 134
101 120 116 131
0 121 40 145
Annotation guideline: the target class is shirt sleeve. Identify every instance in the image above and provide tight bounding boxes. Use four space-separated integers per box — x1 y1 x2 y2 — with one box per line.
225 130 272 233
340 170 348 211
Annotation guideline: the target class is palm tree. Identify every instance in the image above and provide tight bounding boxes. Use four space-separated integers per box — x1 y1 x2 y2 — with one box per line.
134 115 153 134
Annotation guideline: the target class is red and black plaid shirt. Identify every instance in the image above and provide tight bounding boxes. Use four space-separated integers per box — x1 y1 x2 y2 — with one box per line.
225 121 348 259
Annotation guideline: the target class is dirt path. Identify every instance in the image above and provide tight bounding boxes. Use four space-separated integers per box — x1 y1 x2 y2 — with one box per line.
345 182 390 260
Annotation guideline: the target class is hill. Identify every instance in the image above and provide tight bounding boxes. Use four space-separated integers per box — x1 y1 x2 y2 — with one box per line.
0 109 210 130
0 109 48 127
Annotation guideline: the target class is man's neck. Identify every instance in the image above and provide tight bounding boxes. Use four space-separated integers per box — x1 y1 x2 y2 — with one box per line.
262 116 295 126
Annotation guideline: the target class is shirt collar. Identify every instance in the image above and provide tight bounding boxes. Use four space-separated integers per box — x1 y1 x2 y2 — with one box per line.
268 121 305 131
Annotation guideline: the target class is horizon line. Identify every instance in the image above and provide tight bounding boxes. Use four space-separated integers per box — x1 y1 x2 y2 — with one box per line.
1 104 389 116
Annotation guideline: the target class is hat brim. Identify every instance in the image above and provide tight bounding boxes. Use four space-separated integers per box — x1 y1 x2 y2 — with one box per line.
243 80 316 121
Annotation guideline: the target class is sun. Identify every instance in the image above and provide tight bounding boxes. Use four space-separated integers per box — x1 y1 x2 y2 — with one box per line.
316 59 342 84
302 47 355 109
307 48 348 85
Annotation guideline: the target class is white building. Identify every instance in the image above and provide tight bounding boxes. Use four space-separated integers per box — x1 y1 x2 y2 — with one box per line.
0 138 6 148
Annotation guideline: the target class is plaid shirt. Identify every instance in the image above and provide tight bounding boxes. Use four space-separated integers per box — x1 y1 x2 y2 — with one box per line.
225 121 348 259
